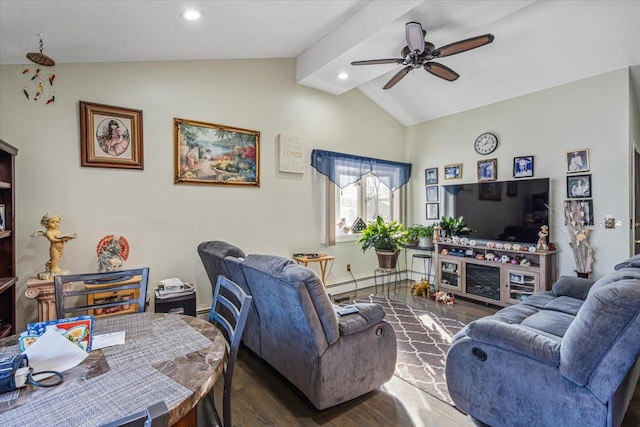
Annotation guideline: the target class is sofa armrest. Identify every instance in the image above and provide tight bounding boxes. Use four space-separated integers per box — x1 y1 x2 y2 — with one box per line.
466 318 560 367
333 303 385 336
551 275 596 300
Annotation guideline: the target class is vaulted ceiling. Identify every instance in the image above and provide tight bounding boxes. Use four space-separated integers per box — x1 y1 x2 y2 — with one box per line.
1 1 639 126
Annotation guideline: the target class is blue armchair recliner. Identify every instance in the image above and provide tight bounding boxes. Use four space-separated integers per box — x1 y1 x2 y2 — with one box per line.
445 255 640 427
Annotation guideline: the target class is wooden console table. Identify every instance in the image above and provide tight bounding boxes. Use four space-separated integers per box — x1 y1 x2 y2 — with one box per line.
293 254 334 287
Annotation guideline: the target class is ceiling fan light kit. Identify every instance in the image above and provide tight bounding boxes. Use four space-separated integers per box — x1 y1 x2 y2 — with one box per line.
352 22 494 89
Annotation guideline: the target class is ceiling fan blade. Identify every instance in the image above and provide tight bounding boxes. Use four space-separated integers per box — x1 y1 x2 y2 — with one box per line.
424 62 460 81
383 66 413 90
432 34 494 58
351 58 403 66
406 22 425 54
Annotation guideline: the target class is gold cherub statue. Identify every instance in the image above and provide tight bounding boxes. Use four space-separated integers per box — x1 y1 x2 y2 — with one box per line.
31 213 77 280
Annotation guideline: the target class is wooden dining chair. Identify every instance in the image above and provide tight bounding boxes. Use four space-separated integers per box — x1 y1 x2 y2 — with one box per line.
200 275 252 427
54 267 150 319
101 401 169 427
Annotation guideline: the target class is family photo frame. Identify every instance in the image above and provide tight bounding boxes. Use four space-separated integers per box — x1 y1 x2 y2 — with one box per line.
426 203 439 220
566 148 590 173
425 167 438 185
444 164 462 180
426 186 439 202
513 155 534 178
79 101 144 170
566 174 592 199
174 118 260 186
477 158 497 182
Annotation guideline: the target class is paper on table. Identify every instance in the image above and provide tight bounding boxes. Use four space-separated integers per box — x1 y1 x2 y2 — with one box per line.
24 329 88 377
92 331 126 350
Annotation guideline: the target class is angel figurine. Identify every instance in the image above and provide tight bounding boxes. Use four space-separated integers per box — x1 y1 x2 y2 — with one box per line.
31 213 77 279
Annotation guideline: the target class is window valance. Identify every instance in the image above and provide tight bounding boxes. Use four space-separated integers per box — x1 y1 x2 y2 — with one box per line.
311 149 412 191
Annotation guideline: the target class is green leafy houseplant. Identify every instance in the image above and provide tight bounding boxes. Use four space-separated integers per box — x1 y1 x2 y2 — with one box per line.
406 224 435 242
357 216 407 252
439 216 471 238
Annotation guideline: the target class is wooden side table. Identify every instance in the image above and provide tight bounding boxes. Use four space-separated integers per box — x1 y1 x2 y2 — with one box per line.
292 254 334 287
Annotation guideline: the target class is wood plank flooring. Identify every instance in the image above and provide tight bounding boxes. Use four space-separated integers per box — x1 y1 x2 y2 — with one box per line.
208 282 640 426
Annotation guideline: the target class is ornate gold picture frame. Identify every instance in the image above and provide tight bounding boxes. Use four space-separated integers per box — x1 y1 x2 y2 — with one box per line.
79 101 144 169
174 118 260 186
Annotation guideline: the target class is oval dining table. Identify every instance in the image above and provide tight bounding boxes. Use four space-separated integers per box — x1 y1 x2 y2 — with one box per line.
0 313 226 426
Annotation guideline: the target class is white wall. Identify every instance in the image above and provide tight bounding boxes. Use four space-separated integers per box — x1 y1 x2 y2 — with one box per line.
0 59 406 329
406 68 632 278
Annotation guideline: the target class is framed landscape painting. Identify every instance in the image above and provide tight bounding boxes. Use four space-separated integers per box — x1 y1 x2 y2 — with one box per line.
174 118 260 186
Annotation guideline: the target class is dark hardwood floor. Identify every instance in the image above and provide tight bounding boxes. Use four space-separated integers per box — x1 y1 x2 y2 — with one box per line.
208 282 640 426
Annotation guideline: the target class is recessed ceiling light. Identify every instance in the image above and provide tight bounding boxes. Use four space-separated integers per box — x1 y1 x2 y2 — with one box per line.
181 9 202 21
337 72 349 80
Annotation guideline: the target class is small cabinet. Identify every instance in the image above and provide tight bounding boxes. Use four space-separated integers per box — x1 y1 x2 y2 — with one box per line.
439 259 462 291
507 270 539 304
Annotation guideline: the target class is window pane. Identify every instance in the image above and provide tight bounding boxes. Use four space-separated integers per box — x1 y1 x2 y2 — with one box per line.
337 183 359 233
364 175 391 222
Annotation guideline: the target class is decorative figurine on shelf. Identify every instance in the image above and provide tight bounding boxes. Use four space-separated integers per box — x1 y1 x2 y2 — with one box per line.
96 235 130 272
536 225 549 251
336 218 350 234
31 213 77 280
433 224 442 242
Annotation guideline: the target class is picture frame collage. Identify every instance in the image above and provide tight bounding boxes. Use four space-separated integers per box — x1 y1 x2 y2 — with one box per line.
425 167 439 220
565 148 593 226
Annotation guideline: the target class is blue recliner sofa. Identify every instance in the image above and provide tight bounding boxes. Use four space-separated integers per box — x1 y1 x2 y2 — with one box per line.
445 255 640 427
198 241 397 410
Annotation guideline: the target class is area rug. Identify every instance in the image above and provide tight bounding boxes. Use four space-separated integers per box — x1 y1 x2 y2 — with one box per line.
353 295 465 406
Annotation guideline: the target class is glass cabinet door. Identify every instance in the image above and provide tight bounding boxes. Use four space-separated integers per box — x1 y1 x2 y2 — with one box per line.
439 259 461 291
507 270 539 303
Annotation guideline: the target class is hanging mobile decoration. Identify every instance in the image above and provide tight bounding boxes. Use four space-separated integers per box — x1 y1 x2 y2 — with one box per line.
21 34 56 105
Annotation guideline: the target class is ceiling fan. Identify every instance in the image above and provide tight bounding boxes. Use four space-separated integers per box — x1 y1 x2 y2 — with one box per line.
351 22 494 89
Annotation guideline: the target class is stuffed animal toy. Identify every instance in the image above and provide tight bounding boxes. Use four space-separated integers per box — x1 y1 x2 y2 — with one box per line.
411 278 430 298
434 291 455 305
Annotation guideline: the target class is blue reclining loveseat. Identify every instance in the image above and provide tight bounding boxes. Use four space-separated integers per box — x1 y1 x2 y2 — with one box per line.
445 255 640 427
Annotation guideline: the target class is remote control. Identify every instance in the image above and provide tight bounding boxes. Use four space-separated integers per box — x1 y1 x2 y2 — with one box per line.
337 306 359 316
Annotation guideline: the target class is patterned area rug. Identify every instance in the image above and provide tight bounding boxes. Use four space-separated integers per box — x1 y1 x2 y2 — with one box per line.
354 295 465 406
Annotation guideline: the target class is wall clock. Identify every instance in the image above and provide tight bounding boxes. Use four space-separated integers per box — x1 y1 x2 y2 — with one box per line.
474 133 498 155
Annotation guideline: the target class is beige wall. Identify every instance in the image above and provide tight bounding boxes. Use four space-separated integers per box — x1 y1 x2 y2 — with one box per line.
0 59 406 329
406 68 632 278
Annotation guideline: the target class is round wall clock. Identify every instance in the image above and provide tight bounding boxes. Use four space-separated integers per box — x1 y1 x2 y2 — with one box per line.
474 133 498 155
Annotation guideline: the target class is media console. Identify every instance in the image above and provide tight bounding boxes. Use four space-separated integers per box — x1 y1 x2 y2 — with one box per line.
435 241 557 307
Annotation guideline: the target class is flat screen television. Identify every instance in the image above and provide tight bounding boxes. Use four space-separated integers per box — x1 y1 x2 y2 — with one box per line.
441 178 549 244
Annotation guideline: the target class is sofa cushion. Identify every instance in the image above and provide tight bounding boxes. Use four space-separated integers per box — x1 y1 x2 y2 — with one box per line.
587 268 640 298
544 296 583 316
552 275 596 300
520 310 575 338
560 279 640 387
519 291 558 310
614 253 640 270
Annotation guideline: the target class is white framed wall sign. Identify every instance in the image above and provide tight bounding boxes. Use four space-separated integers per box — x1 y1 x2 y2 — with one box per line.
278 133 305 174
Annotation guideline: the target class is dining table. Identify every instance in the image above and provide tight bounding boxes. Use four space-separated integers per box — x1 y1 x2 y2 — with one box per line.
0 312 226 426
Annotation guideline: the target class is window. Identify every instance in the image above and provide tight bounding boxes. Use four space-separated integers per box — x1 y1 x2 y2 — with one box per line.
336 174 402 238
311 149 411 245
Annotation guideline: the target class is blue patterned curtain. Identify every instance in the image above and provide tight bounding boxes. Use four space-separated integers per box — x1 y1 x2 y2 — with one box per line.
310 149 412 191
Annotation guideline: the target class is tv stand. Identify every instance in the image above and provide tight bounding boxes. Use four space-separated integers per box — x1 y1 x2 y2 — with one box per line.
435 241 557 307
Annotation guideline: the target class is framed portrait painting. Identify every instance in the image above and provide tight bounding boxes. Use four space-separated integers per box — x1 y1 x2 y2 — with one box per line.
426 203 439 220
444 164 462 180
566 149 589 173
174 118 260 186
79 101 144 169
477 158 497 182
567 174 592 198
425 167 438 185
513 155 534 178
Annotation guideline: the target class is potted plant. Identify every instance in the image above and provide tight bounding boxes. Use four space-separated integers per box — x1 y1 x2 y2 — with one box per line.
357 216 407 269
439 216 471 238
406 224 435 247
